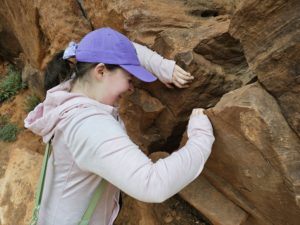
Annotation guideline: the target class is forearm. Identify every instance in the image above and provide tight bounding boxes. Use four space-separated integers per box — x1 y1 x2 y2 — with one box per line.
132 42 175 83
128 115 214 202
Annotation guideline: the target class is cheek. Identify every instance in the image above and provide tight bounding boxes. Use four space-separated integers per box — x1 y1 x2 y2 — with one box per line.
108 73 131 95
120 80 131 91
111 80 129 95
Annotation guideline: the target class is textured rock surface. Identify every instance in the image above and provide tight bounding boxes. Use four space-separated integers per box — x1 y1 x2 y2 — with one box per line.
184 0 243 15
179 176 248 225
0 146 42 225
205 83 300 225
229 0 300 138
0 0 91 68
0 0 299 225
82 0 201 45
114 193 210 225
120 16 254 153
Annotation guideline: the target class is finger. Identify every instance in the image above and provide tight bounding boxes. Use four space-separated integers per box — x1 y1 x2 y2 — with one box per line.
191 109 198 116
196 109 204 115
192 108 204 116
173 79 189 88
173 77 191 88
175 65 191 76
193 108 204 113
174 75 194 86
174 76 189 85
175 72 194 81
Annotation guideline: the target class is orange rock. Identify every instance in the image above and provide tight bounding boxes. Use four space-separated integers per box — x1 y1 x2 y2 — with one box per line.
206 82 300 225
229 0 300 137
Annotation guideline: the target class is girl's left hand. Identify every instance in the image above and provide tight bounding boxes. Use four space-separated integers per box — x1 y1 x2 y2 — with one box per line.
164 65 195 89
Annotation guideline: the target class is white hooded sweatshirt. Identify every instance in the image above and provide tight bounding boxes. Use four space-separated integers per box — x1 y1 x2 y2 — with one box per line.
24 43 215 225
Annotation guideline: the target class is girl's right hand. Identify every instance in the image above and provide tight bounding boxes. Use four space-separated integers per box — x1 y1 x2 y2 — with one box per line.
191 108 205 116
164 65 194 89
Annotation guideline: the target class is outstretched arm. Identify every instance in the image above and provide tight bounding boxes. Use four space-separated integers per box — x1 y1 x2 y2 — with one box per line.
132 42 194 88
67 109 214 203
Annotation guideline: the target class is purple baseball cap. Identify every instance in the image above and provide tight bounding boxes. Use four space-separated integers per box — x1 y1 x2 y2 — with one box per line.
75 27 157 82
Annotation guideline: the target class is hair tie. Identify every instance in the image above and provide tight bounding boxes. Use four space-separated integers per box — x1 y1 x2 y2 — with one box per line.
62 41 78 60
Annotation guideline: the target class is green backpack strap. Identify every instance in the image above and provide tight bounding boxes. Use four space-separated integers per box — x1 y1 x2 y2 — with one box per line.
78 179 109 225
30 142 109 225
30 142 52 225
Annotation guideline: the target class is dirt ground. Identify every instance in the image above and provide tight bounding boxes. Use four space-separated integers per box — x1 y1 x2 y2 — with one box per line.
115 193 212 225
153 194 211 225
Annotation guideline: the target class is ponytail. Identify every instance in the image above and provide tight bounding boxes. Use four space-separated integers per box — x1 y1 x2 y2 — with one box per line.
44 50 122 92
44 50 73 91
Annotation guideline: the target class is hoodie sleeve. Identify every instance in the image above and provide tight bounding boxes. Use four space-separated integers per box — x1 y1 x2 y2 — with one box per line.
66 114 214 203
132 42 176 84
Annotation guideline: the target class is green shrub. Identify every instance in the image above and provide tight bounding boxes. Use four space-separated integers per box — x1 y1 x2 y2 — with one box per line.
0 115 19 142
0 114 9 126
24 95 41 112
0 65 25 103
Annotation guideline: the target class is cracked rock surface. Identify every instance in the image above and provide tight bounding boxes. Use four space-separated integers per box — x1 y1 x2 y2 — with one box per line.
0 0 299 224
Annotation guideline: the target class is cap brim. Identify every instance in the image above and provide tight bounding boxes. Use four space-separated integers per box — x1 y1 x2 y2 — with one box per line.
120 65 157 82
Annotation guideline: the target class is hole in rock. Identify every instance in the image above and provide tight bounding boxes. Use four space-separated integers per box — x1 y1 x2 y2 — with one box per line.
190 9 219 18
201 10 219 17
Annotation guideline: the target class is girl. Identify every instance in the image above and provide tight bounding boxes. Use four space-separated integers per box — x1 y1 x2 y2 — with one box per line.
25 27 215 225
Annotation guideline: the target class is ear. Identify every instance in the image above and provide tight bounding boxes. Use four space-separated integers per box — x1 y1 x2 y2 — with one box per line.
93 63 105 81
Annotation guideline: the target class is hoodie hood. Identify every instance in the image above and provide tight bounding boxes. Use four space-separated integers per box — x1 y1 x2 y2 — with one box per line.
24 79 118 143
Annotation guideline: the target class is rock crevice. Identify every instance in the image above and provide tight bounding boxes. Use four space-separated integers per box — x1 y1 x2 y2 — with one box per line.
0 0 299 225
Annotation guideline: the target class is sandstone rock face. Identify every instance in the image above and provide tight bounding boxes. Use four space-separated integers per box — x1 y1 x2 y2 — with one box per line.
0 0 300 225
184 0 243 15
229 0 300 138
205 83 300 225
82 0 202 45
0 0 41 68
0 0 91 93
0 146 42 225
179 176 248 225
120 15 254 154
